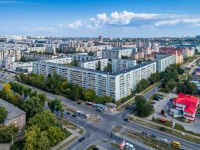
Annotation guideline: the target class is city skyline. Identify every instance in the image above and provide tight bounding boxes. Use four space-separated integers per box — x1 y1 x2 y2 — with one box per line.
1 0 200 37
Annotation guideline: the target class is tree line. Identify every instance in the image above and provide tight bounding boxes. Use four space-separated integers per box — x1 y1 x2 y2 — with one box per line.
16 72 113 104
136 64 190 93
0 82 69 150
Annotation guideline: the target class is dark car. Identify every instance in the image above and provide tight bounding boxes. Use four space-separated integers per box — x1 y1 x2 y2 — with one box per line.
77 101 82 104
93 148 99 150
169 98 174 101
154 97 160 101
96 108 102 112
150 134 156 138
79 137 85 142
124 118 129 122
72 114 77 118
141 131 147 135
66 112 71 115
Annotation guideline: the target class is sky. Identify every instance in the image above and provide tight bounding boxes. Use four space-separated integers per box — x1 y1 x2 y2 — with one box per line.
1 0 200 37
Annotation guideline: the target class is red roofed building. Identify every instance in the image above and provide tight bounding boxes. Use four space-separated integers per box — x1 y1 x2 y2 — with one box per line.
173 93 199 122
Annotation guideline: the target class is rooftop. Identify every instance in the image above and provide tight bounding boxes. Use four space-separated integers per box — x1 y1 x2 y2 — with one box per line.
174 93 199 114
0 98 26 120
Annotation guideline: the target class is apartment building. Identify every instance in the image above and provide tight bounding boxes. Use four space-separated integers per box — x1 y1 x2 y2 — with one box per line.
101 48 133 59
112 59 136 73
155 54 176 72
79 59 108 71
132 61 157 90
10 62 33 72
33 59 156 100
67 53 100 62
0 98 26 131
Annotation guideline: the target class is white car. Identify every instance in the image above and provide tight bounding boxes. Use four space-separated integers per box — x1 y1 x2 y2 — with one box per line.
160 138 168 143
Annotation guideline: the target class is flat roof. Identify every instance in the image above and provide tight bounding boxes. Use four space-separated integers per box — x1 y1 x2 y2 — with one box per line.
0 98 26 120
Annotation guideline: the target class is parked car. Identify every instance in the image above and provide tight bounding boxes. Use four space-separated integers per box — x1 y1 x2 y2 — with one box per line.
66 112 71 115
72 114 77 118
79 137 85 142
169 98 174 101
96 108 102 112
160 138 168 143
150 134 156 138
141 131 147 135
124 118 129 122
151 102 155 105
77 101 82 104
154 97 160 101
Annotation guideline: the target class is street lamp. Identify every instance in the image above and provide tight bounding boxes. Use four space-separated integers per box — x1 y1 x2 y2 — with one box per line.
10 134 13 145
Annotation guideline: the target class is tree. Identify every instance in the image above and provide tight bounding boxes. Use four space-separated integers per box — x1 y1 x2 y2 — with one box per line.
27 110 57 131
102 95 112 103
97 61 101 70
88 51 93 56
47 126 65 146
0 124 19 143
185 82 197 94
161 109 165 116
22 96 44 119
0 106 8 123
48 99 63 117
135 95 146 104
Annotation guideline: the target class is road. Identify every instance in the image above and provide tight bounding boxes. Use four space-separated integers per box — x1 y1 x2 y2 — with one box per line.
1 77 200 150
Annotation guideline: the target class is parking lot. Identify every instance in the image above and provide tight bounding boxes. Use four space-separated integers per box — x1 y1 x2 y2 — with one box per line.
147 91 200 134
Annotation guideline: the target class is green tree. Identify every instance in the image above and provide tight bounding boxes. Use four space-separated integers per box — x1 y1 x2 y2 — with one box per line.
0 124 19 143
47 126 65 146
48 99 63 117
88 51 93 56
27 110 57 131
161 109 165 116
97 61 101 70
185 82 197 94
0 106 8 123
22 96 44 119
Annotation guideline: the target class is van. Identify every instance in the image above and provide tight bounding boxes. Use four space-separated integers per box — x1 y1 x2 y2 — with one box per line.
171 141 180 147
124 142 135 150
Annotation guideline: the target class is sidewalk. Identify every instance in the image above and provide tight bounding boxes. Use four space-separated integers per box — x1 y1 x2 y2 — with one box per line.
51 127 82 150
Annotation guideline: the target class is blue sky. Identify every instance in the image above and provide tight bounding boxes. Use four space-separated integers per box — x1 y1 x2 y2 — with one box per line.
1 0 200 37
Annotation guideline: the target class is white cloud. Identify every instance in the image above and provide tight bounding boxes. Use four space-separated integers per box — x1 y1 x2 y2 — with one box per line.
68 20 83 29
67 11 200 29
23 27 55 32
59 24 63 27
0 0 39 4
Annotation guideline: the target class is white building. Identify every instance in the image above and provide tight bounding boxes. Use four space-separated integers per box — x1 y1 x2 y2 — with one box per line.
112 59 136 73
79 59 108 71
155 54 176 72
67 53 100 62
10 62 33 72
101 48 133 59
132 61 157 90
33 59 156 100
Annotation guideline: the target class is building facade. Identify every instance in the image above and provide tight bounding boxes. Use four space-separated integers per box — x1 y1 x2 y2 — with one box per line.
0 98 26 131
155 54 176 72
79 59 108 71
112 59 136 73
33 60 156 100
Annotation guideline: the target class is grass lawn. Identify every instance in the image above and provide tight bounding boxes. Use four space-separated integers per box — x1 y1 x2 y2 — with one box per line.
86 145 96 150
140 82 160 94
78 129 84 135
59 118 79 130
